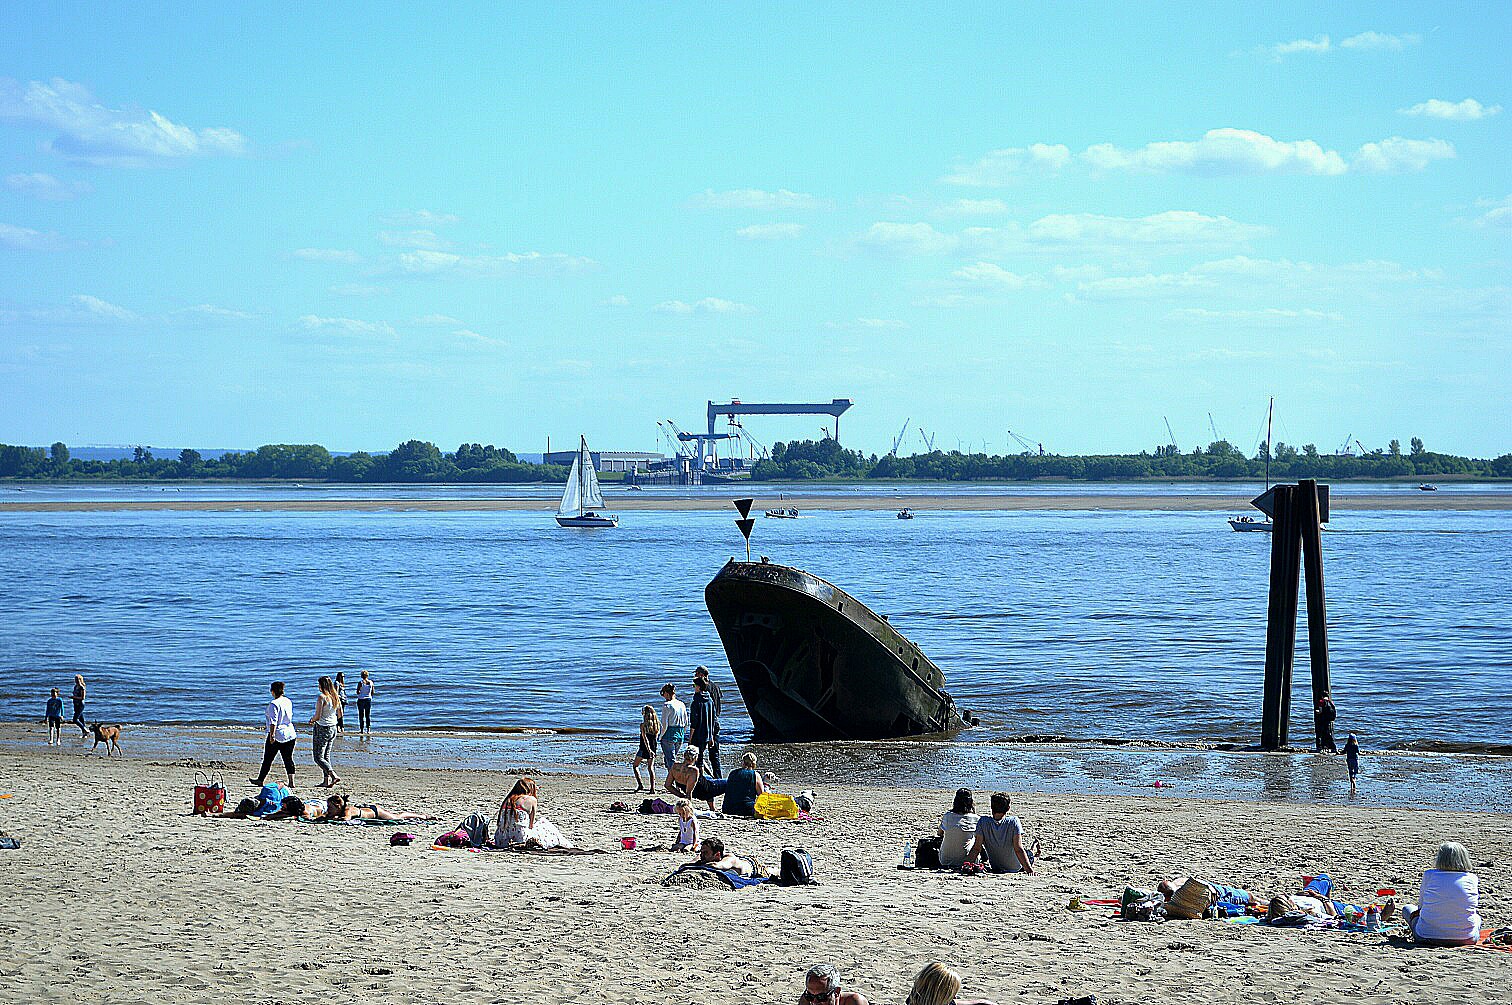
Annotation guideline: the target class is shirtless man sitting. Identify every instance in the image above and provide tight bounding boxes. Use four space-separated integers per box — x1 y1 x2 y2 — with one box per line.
665 746 727 811
798 963 869 1005
693 837 767 879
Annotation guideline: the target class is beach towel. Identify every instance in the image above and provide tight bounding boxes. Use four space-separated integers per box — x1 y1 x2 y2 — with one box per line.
661 863 771 890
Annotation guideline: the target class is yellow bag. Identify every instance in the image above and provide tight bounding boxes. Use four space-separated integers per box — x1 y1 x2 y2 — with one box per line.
754 792 800 820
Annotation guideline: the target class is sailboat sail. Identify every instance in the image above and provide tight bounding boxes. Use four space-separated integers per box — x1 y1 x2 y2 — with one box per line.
580 438 605 510
559 455 583 517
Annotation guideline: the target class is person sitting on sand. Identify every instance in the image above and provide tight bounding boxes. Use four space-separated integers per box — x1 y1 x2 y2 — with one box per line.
906 962 996 1005
938 788 980 870
324 793 430 822
673 798 700 852
665 746 727 811
722 750 767 816
692 836 768 879
493 777 574 849
968 793 1037 874
1386 842 1482 946
798 963 869 1005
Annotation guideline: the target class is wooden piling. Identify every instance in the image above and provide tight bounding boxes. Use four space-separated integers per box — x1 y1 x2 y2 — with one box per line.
1298 478 1331 748
1260 484 1301 749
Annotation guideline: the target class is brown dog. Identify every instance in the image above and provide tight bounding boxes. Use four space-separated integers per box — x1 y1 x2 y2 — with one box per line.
90 723 122 756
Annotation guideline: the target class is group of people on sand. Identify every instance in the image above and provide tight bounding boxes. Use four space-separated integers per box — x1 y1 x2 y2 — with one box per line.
633 668 725 790
798 961 997 1005
1144 841 1487 946
218 787 430 823
249 675 379 789
935 789 1038 874
41 674 91 745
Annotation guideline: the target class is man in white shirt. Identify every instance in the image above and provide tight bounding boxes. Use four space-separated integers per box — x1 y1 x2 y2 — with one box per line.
251 681 297 786
658 683 689 771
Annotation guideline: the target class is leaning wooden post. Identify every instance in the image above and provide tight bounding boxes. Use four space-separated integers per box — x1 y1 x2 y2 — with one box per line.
1260 484 1302 749
1297 479 1331 747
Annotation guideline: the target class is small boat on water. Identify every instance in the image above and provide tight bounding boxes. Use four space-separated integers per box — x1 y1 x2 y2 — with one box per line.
1230 396 1276 533
705 560 972 741
1418 483 1438 491
1228 515 1272 533
896 507 915 520
555 436 618 528
765 507 799 519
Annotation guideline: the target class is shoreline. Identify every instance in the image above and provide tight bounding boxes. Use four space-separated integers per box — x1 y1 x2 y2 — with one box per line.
0 747 1507 1003
4 491 1511 513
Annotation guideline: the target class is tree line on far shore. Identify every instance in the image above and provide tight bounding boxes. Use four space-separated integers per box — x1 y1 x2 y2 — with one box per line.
1 435 1509 483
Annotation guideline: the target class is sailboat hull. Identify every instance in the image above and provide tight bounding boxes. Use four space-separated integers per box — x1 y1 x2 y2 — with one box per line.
556 514 618 528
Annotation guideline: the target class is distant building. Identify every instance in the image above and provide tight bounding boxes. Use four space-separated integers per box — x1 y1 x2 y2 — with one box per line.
541 449 664 473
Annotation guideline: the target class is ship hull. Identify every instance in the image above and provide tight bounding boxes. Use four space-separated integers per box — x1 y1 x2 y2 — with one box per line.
704 560 966 742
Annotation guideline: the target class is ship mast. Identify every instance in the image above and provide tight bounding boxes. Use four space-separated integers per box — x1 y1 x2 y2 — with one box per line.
1264 396 1274 491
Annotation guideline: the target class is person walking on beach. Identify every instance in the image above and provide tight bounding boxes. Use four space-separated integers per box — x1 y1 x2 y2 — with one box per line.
45 688 63 745
658 683 688 771
251 681 297 787
1343 732 1360 793
355 670 375 735
334 672 348 734
632 704 660 792
689 677 715 775
1314 693 1338 753
309 676 343 788
694 665 723 777
70 674 88 738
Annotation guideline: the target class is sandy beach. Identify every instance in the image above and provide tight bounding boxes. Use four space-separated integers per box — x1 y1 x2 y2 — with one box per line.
1 742 1507 1004
2 490 1509 514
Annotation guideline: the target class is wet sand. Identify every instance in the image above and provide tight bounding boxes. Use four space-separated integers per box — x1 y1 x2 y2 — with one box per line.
0 743 1507 1004
3 491 1508 513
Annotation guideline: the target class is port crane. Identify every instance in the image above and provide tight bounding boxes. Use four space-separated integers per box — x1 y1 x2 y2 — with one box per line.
1006 429 1045 455
918 428 937 452
889 418 911 456
1208 412 1223 442
1163 416 1179 453
665 417 732 465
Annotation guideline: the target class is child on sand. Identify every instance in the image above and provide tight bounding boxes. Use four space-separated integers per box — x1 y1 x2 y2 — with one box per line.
45 688 63 745
673 798 700 852
633 705 660 792
1344 733 1360 793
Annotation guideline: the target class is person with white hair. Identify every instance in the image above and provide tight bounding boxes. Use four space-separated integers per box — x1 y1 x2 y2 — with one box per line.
797 963 868 1005
1386 842 1483 946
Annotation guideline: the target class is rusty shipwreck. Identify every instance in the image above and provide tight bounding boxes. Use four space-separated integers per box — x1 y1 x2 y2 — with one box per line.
705 559 972 742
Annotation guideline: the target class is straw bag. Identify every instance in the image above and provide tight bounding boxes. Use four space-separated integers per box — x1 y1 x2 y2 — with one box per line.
1166 878 1217 920
193 771 226 815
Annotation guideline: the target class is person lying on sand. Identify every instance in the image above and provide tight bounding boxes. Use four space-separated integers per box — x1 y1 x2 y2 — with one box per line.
967 793 1036 874
907 962 996 1005
1267 894 1341 921
665 746 727 811
325 793 430 822
798 963 869 1005
692 837 768 879
1157 876 1253 906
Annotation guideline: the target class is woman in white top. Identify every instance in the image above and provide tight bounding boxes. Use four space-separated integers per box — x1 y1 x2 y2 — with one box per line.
355 670 376 735
308 675 342 788
1390 842 1483 946
938 788 980 869
492 777 573 849
251 681 297 787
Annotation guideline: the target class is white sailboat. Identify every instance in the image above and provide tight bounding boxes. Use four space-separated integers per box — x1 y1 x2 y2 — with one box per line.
1229 396 1274 533
556 436 619 528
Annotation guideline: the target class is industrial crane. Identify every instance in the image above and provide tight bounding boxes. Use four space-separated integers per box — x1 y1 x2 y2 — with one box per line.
918 428 937 452
890 418 911 456
1006 429 1046 455
1163 416 1179 453
1208 412 1223 442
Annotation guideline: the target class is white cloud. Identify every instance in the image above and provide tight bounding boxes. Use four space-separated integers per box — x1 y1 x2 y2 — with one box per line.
452 328 508 348
73 294 135 320
653 297 755 316
377 229 449 250
1400 98 1501 121
414 313 464 326
825 317 908 331
1022 210 1269 249
379 210 459 226
1083 128 1349 175
735 222 805 240
0 77 247 166
176 303 253 320
1077 272 1216 299
1168 307 1345 324
942 144 1071 185
937 198 1010 216
1076 255 1432 301
298 315 396 338
689 188 826 211
1350 137 1455 173
293 248 362 263
5 172 90 201
857 221 959 256
952 262 1035 289
330 283 391 297
1340 31 1418 51
1267 35 1333 59
911 293 988 309
602 295 631 307
396 249 596 275
0 222 75 251
1473 196 1512 229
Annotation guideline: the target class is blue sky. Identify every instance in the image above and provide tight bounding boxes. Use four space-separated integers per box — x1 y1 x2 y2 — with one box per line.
1 3 1508 457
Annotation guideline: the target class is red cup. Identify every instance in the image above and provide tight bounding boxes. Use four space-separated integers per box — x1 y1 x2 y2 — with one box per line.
620 837 636 850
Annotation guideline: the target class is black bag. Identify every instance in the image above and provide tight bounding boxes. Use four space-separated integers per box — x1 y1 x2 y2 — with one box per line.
779 848 818 886
916 835 942 870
